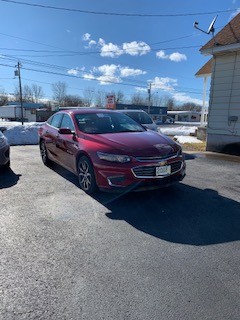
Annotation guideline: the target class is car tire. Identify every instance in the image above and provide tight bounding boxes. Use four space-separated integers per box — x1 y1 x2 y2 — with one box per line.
40 140 52 166
78 156 97 194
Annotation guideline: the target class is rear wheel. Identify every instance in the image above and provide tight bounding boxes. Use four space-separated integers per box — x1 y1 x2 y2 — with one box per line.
40 140 52 166
78 156 97 194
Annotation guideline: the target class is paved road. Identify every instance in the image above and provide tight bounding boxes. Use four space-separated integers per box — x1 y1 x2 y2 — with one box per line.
0 146 240 320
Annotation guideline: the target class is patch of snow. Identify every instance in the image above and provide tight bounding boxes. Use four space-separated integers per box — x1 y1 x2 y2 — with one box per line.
159 126 197 136
173 135 203 144
0 121 44 145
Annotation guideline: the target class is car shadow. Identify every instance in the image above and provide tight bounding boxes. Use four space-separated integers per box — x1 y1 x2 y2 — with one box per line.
46 163 240 246
0 169 21 189
94 183 240 246
49 162 79 187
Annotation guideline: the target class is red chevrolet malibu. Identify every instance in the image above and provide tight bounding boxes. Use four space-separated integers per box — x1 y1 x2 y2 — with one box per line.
38 109 186 194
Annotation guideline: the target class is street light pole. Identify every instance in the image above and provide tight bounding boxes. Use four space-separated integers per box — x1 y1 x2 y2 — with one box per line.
147 82 152 114
15 62 24 125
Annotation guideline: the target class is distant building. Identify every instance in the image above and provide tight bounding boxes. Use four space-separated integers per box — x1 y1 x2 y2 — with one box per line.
0 102 46 122
167 110 201 122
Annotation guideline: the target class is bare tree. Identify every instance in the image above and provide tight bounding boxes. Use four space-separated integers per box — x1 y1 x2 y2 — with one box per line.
131 93 146 105
181 102 201 112
52 81 67 106
95 90 106 107
110 90 125 104
23 85 34 102
14 85 21 102
83 87 95 107
63 95 84 107
32 84 43 103
0 89 8 106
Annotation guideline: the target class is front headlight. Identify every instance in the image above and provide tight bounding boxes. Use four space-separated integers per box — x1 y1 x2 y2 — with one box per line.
97 152 131 163
0 137 7 148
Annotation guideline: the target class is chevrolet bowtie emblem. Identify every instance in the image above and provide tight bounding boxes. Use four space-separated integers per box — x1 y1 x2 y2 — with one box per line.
159 161 167 166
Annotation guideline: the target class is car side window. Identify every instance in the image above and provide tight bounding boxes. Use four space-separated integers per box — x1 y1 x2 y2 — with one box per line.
51 113 63 128
60 114 75 131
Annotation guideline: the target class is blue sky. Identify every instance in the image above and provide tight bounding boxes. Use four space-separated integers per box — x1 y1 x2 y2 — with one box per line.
0 0 239 105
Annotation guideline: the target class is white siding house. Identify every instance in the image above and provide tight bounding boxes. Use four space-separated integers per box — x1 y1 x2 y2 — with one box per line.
198 13 240 155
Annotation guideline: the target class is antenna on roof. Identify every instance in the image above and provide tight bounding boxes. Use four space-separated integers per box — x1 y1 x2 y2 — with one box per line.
194 15 217 38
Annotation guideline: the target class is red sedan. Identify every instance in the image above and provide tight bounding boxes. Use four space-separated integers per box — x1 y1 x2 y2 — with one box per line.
38 109 186 194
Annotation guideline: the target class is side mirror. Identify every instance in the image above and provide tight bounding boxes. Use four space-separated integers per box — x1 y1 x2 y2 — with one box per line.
58 128 73 135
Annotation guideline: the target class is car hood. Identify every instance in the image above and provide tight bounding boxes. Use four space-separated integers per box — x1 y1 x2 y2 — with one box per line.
84 131 179 157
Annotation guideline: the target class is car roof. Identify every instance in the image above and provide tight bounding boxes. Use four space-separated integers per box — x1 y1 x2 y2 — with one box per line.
58 108 111 115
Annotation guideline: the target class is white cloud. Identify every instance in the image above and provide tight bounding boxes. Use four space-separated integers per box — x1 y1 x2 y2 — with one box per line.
122 41 150 56
67 68 79 76
82 33 91 41
66 29 71 33
98 38 106 46
135 87 147 92
151 77 178 92
172 92 203 105
82 73 95 81
82 64 146 85
156 50 187 62
97 75 121 85
100 43 123 58
120 67 146 77
169 52 187 62
98 64 119 76
156 50 168 59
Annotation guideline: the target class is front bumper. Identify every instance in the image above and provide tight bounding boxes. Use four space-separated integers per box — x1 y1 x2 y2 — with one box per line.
94 155 186 192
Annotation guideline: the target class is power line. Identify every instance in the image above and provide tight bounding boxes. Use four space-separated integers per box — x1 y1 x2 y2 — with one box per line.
0 62 204 96
0 0 236 17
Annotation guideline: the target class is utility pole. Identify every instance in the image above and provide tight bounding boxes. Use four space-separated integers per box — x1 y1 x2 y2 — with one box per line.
147 82 152 114
15 62 24 125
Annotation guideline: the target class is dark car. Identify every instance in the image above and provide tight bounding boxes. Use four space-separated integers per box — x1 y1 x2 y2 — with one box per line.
38 109 186 194
117 109 158 131
0 127 10 170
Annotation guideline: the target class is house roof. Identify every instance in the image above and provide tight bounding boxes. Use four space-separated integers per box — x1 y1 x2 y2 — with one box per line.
200 13 240 51
195 58 213 77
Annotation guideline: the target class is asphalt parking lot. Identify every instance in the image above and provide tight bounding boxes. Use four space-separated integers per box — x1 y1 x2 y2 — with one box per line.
0 146 240 320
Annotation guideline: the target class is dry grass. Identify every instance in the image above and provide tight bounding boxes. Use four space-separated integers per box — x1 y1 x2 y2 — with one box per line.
181 141 206 152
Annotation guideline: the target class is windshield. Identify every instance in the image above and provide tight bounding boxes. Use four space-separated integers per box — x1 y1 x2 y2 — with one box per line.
125 112 153 125
75 112 145 134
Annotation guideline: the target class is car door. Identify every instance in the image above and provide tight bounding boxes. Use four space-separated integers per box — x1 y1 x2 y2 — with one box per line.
45 113 63 162
56 114 78 173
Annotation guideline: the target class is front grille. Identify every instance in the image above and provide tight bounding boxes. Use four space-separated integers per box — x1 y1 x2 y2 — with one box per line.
135 153 177 162
133 166 156 177
132 161 183 178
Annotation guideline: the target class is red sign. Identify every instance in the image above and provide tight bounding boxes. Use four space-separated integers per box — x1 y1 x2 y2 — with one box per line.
106 95 116 109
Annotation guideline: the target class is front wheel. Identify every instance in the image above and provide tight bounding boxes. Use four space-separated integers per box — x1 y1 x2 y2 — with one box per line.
78 156 97 194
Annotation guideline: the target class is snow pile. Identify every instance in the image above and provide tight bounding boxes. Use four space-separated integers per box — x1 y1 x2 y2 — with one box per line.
1 121 44 145
160 126 197 136
173 135 203 144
